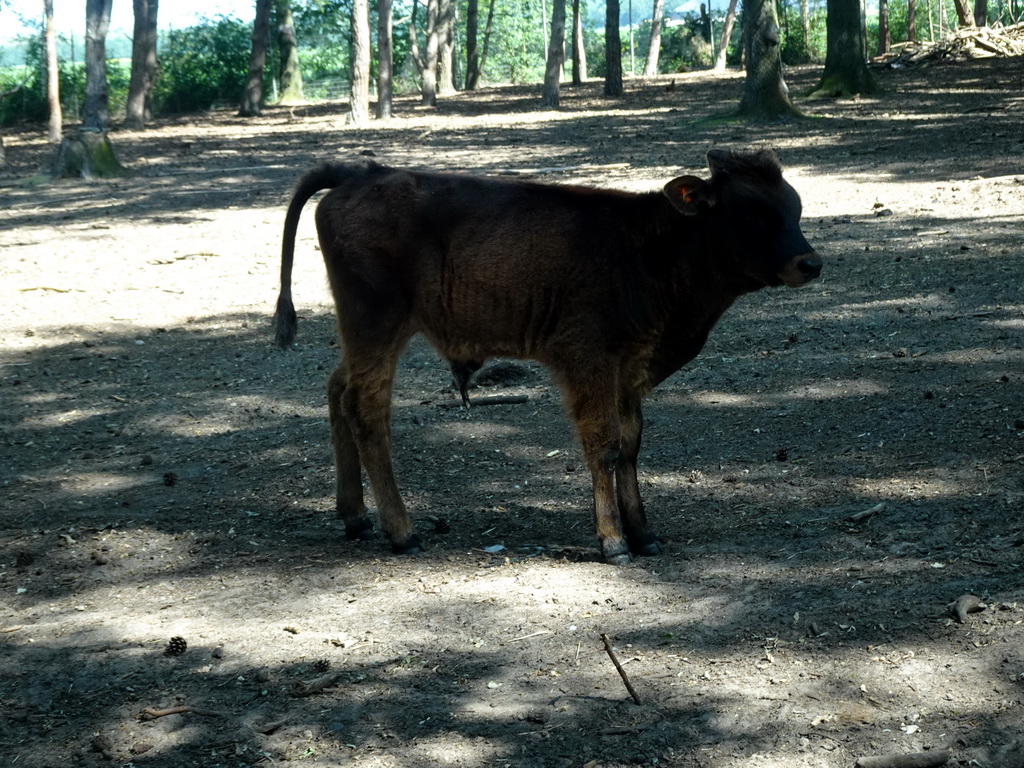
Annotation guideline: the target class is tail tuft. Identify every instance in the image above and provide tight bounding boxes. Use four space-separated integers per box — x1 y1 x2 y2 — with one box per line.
274 294 298 349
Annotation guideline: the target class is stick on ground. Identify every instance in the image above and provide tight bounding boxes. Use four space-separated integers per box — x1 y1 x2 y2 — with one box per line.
601 633 642 706
854 749 950 768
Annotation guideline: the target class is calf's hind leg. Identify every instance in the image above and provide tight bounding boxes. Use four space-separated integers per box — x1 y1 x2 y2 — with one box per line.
340 345 421 554
327 365 373 540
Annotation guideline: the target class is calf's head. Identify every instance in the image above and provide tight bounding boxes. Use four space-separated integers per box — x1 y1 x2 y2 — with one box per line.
664 148 822 288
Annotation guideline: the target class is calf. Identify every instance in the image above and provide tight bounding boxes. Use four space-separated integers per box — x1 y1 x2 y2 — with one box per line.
274 149 821 564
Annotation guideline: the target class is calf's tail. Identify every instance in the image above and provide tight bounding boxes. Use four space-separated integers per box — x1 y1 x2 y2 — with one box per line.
274 162 352 349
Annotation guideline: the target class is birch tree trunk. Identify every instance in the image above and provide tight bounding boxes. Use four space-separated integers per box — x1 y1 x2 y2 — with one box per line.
714 0 739 71
45 0 62 143
377 0 394 118
349 0 371 124
643 0 664 76
571 0 587 83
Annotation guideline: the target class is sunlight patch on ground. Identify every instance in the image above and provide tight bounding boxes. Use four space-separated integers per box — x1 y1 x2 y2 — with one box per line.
55 471 152 494
20 406 114 428
681 377 889 408
850 474 965 499
926 347 1024 366
991 316 1024 330
805 293 952 321
412 735 501 765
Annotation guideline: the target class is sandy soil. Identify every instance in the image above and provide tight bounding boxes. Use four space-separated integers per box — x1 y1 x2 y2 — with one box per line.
1 61 1023 768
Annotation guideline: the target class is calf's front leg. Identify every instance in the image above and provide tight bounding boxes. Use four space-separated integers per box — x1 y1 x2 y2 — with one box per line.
565 376 631 564
616 397 661 556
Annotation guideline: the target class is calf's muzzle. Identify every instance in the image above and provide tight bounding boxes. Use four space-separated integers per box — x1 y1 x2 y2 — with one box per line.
779 252 823 287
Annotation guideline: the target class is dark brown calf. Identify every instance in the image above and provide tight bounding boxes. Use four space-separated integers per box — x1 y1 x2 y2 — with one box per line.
274 149 821 564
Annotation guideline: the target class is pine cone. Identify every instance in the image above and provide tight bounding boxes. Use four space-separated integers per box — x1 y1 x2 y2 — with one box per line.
164 636 187 657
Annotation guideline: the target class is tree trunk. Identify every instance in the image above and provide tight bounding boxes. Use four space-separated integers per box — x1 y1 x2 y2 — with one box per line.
437 0 456 95
239 0 272 117
800 0 810 47
605 0 624 96
377 0 394 118
83 0 113 130
952 0 975 25
45 0 62 143
714 0 739 71
276 0 304 104
877 0 890 55
422 0 441 105
350 0 371 124
644 0 664 76
571 0 587 83
812 0 875 97
737 0 801 119
126 0 159 129
409 0 423 73
465 0 480 89
477 0 497 86
542 0 567 106
973 0 987 25
908 0 916 41
54 129 125 178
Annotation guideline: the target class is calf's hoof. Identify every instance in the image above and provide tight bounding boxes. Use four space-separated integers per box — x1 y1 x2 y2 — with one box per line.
391 534 423 556
627 532 662 557
344 516 377 542
601 540 633 566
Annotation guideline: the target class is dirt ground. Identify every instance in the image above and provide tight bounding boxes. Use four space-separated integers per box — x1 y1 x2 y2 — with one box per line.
1 61 1023 768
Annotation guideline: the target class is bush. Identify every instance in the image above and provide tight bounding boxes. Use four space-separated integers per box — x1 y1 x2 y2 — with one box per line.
155 17 252 113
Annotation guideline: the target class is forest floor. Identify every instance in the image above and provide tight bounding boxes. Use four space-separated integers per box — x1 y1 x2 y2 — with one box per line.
1 60 1023 768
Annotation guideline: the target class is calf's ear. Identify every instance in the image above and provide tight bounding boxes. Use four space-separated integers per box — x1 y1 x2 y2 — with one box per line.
663 176 714 215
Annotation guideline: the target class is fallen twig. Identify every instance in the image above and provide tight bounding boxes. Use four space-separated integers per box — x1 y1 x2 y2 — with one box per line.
140 705 225 720
599 725 646 735
255 718 289 735
510 629 552 642
600 633 642 706
849 502 885 523
291 670 343 697
439 394 530 409
854 749 949 768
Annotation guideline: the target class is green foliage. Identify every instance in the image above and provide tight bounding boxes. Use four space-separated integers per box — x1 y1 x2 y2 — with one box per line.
656 20 714 72
0 30 127 127
0 65 39 125
487 0 548 84
154 16 252 113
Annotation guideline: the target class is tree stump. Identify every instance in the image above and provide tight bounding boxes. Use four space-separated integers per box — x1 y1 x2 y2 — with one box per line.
53 129 125 179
